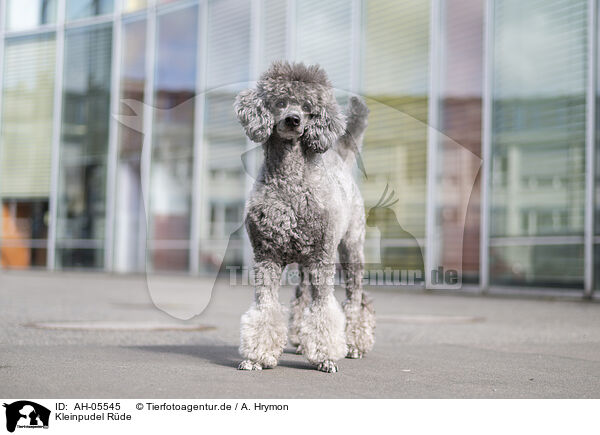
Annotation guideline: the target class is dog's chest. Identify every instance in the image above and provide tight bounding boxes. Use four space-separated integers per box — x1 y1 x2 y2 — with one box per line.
246 184 328 262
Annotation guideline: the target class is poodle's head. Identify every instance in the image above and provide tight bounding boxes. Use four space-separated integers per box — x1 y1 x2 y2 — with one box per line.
234 61 346 153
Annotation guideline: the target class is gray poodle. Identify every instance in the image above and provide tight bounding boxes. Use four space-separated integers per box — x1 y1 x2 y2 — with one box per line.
234 61 374 373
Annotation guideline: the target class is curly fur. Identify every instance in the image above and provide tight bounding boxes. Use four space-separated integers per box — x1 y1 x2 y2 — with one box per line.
299 293 347 371
300 101 345 153
239 302 287 369
235 89 274 143
235 61 374 372
343 294 376 358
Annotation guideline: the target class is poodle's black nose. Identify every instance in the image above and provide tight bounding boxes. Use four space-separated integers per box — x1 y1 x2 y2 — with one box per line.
285 114 301 127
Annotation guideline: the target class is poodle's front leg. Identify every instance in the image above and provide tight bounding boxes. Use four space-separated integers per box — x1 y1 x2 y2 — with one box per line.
239 260 287 370
299 263 347 373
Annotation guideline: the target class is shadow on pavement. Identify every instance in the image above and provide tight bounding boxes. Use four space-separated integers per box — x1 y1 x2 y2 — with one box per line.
129 345 240 369
128 344 316 371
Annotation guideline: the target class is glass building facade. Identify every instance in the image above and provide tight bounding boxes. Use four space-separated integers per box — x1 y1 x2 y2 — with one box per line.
0 0 598 296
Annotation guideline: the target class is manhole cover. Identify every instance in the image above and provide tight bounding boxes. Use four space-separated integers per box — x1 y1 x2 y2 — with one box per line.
378 314 484 324
25 321 216 331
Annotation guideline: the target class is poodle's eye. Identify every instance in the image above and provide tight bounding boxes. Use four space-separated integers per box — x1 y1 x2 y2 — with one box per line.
275 99 287 109
302 102 312 113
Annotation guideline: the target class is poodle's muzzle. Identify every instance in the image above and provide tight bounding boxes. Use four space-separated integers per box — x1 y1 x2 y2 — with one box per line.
276 108 306 139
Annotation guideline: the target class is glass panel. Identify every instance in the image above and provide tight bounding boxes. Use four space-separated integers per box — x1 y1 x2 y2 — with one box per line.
150 5 198 271
206 0 251 90
1 201 49 268
596 246 600 291
296 0 352 92
437 0 484 284
57 24 113 269
198 0 250 273
260 0 288 73
5 0 57 31
491 244 584 288
490 0 587 287
0 34 55 268
66 0 114 21
114 18 146 273
123 0 146 12
1 35 56 199
596 5 600 291
362 0 429 275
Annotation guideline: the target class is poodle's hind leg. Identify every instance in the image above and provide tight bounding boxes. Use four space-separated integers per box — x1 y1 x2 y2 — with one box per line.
239 260 287 370
289 266 310 354
339 228 375 359
298 264 347 373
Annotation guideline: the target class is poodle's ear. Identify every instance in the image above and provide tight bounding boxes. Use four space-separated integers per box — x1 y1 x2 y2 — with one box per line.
234 89 274 143
301 96 346 153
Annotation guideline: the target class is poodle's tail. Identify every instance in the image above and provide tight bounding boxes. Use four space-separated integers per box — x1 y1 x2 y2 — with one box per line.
336 96 369 178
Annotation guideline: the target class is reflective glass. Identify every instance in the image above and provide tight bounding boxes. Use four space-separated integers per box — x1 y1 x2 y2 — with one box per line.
5 0 57 31
57 24 113 268
66 0 114 21
123 0 146 12
114 18 147 273
0 34 56 268
491 244 584 288
489 0 587 287
437 0 484 284
260 0 288 73
198 0 250 273
596 1 600 291
150 5 198 271
362 0 429 273
596 246 600 291
296 0 353 91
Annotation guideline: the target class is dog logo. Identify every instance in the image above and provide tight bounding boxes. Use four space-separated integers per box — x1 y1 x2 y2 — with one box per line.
3 401 50 433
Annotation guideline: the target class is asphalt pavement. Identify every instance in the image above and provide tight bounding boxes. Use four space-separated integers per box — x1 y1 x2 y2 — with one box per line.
1 271 599 398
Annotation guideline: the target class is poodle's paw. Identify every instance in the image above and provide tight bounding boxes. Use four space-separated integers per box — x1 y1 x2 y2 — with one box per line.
295 344 303 355
299 294 348 366
238 360 263 371
261 356 278 369
317 360 338 373
346 346 363 359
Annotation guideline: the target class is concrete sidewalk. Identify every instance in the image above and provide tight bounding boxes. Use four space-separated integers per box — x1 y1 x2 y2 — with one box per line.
1 271 599 398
